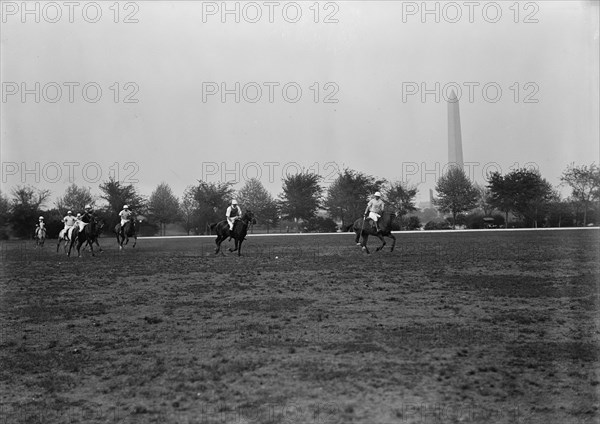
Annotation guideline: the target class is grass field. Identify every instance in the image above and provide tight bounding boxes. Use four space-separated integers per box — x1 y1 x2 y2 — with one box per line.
1 229 598 424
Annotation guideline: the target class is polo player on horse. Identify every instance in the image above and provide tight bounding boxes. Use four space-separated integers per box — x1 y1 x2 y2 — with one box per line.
34 216 46 246
225 199 243 237
59 210 77 241
118 205 132 239
364 191 385 233
80 205 95 228
35 216 46 237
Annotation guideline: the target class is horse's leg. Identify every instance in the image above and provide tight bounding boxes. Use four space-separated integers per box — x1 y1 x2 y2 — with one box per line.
228 239 238 253
388 233 396 252
362 233 370 254
215 236 226 255
116 232 123 250
68 236 75 257
238 240 243 256
375 233 386 252
355 230 361 246
76 234 84 258
56 239 61 253
132 234 137 248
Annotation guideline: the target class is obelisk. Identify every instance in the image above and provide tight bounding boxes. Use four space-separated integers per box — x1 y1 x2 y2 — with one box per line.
447 90 464 169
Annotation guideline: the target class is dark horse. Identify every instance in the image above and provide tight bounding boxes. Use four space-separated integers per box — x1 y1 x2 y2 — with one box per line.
67 220 97 257
84 220 105 252
115 219 137 250
351 208 397 254
214 211 255 256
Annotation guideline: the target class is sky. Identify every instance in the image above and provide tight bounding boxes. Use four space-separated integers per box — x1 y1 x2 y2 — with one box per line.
1 0 599 207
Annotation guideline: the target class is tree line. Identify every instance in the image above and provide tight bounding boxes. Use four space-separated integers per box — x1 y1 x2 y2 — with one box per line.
0 162 598 239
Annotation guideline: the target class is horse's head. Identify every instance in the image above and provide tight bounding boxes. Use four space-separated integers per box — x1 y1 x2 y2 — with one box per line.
381 206 397 223
243 210 256 224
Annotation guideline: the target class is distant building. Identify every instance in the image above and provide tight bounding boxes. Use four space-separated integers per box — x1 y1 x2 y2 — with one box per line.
419 92 464 211
447 89 464 170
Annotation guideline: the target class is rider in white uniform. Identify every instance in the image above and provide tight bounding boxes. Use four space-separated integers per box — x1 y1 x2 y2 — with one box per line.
35 216 46 238
226 200 242 232
364 192 385 232
118 205 132 237
60 211 77 240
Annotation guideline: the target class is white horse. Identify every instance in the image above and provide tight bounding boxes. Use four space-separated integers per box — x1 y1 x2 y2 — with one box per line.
56 226 77 253
34 226 46 248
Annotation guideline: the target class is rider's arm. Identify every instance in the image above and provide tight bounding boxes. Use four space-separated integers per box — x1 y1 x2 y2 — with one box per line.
365 200 372 215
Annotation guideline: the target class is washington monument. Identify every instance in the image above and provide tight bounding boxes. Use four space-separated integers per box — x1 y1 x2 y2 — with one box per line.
448 90 464 169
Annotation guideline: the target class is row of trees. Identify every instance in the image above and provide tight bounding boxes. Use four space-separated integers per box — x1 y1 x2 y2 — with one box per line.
434 163 600 228
0 163 598 238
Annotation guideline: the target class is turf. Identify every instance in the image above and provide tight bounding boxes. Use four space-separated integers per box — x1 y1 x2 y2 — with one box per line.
1 229 598 423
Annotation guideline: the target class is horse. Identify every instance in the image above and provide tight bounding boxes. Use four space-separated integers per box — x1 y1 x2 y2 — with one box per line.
214 211 255 256
57 226 77 253
67 219 97 257
57 220 104 253
34 226 46 248
115 219 137 250
352 208 397 254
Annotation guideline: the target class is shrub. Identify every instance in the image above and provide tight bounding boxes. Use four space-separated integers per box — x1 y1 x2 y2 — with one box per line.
424 220 452 230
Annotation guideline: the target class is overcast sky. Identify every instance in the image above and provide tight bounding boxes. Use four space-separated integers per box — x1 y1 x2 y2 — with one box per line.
1 0 598 205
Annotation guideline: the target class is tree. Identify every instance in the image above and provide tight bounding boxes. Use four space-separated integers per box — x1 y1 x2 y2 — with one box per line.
180 185 200 235
511 169 553 228
561 163 600 226
434 167 478 228
236 178 279 232
384 181 418 229
546 197 574 228
488 169 555 228
279 172 323 222
474 183 495 216
0 191 10 239
191 181 235 233
325 169 385 227
148 183 180 236
99 178 146 216
55 184 95 214
487 172 515 228
8 186 51 238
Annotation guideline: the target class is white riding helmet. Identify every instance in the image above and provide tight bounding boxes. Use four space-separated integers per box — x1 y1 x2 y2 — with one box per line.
374 192 381 197
232 200 238 205
39 216 44 220
123 205 129 209
67 210 72 214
